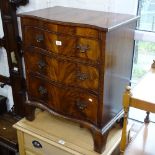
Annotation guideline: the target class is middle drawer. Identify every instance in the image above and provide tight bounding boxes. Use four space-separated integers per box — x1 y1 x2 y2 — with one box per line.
24 48 99 91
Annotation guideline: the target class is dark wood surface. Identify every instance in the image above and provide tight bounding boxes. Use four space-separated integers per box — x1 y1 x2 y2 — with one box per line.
0 37 5 47
19 6 138 31
0 0 29 117
23 26 100 61
100 21 137 126
0 113 18 153
27 75 98 125
0 75 10 85
0 0 28 155
20 6 138 153
24 48 99 91
21 17 100 38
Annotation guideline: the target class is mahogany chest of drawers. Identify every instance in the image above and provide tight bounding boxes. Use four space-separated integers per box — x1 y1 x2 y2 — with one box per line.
19 6 138 153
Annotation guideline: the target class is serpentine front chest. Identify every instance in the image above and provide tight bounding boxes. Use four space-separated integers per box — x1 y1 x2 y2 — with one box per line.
19 6 138 153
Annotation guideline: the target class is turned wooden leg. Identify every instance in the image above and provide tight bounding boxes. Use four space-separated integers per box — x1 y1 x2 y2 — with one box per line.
91 129 109 153
25 103 36 121
116 116 124 128
120 86 131 153
144 111 150 123
120 109 129 152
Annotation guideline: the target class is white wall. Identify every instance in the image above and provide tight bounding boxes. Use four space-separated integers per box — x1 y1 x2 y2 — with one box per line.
0 0 138 110
18 0 138 15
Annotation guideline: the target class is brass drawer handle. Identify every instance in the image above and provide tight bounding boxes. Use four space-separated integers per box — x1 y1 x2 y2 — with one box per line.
36 34 44 42
38 59 46 69
76 44 89 53
76 99 87 111
32 140 42 148
76 71 89 81
38 86 47 95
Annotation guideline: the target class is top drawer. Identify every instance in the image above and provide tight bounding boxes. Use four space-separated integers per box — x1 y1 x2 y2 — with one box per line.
23 27 100 62
21 17 99 38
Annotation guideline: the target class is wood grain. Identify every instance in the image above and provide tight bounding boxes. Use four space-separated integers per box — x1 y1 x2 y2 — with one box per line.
76 37 100 61
24 49 99 91
19 6 138 31
21 17 99 39
0 0 28 117
99 21 136 126
24 26 100 62
13 111 122 155
0 114 18 151
17 131 25 155
27 76 98 124
20 6 138 153
120 67 155 153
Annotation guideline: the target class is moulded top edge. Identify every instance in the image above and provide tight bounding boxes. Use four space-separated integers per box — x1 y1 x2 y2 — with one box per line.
18 6 139 32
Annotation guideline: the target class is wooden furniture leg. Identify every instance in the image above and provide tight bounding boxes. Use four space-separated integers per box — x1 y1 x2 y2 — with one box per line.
91 130 109 153
120 61 155 154
17 130 25 155
120 86 132 152
25 103 36 121
144 111 150 123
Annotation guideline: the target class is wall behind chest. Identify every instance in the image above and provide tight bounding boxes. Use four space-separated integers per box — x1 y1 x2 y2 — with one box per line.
18 0 138 14
0 0 138 111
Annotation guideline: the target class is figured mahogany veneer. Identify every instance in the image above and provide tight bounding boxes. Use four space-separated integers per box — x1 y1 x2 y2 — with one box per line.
24 48 99 91
24 27 100 62
27 76 98 125
19 6 138 153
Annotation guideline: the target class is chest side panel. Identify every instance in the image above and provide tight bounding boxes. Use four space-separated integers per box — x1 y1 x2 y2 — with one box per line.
101 21 137 125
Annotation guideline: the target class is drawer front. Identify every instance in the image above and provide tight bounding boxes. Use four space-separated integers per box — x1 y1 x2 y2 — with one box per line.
27 76 98 124
24 27 100 61
25 150 40 155
22 17 99 38
24 133 73 155
76 37 100 61
24 27 76 56
24 48 99 90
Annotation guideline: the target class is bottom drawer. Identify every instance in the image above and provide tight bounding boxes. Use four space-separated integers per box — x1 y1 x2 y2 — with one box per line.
24 133 74 155
27 76 98 125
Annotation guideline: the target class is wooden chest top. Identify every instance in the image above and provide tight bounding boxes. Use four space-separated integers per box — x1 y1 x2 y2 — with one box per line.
19 6 138 31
